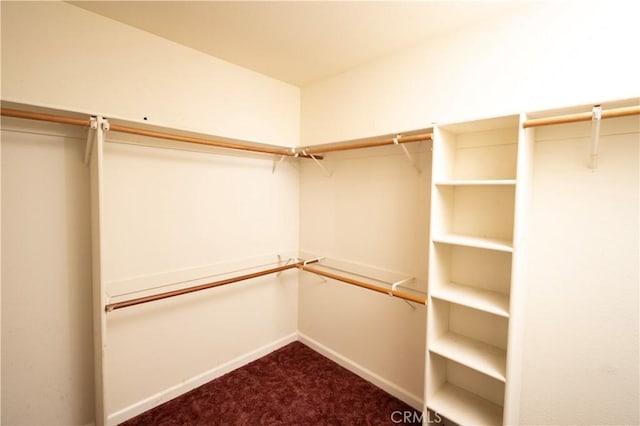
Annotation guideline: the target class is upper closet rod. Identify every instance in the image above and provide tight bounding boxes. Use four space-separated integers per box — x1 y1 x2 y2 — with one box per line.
108 123 295 156
1 106 429 157
298 264 426 305
0 107 295 157
523 105 640 128
0 107 91 127
105 260 310 312
301 132 433 155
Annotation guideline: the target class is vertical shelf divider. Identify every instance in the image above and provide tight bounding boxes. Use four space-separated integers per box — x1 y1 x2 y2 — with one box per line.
502 114 534 424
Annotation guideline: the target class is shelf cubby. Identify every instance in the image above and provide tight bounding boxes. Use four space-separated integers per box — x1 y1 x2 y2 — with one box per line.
434 117 519 182
429 299 508 381
427 354 504 426
430 332 506 382
433 184 515 244
430 383 503 426
431 282 509 318
430 244 511 317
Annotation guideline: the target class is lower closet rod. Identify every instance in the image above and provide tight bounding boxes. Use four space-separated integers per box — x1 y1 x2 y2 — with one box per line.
298 264 426 305
105 261 308 312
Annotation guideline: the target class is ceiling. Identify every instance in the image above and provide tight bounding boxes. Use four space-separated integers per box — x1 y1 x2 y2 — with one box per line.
70 1 526 87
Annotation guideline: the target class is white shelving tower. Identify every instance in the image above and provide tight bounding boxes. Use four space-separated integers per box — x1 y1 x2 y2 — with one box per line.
425 115 533 425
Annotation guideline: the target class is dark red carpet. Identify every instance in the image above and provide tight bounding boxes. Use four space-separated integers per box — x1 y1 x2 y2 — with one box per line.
121 341 421 425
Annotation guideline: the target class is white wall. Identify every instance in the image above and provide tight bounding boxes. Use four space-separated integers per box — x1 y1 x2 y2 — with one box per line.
102 138 300 422
1 2 302 424
520 115 639 425
299 2 640 423
1 120 94 425
298 145 431 408
0 121 301 426
301 1 640 145
0 1 299 146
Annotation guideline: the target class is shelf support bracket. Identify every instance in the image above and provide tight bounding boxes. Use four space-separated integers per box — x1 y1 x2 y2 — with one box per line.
276 254 293 277
83 116 98 166
303 256 325 266
390 277 414 292
85 116 109 165
273 148 298 173
589 105 602 170
303 150 332 177
390 277 417 310
393 134 422 174
299 257 328 284
272 155 286 174
402 299 417 310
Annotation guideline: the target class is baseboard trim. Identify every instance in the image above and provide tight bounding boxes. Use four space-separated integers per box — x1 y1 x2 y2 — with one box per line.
107 331 422 425
107 332 298 426
297 332 423 411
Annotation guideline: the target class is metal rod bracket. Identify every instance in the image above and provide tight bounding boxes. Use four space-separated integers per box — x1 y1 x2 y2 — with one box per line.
394 134 422 174
276 255 293 277
303 256 325 266
304 150 332 177
391 277 414 292
402 299 417 310
83 116 98 166
272 155 286 174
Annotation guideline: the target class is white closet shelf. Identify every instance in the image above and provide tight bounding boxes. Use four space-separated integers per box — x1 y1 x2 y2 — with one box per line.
435 179 516 186
429 332 507 382
429 383 503 426
433 234 513 252
431 282 510 318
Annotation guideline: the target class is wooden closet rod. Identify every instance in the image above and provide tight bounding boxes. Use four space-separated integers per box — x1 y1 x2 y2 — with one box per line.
523 105 640 128
0 107 295 157
105 261 306 312
298 264 426 305
108 123 295 156
0 107 91 127
301 132 432 155
1 106 431 157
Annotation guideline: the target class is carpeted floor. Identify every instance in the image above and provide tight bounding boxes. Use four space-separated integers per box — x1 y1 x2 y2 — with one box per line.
121 341 421 425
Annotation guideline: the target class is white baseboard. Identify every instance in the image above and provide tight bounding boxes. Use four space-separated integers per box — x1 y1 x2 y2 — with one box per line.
107 332 298 426
298 332 423 411
107 331 422 425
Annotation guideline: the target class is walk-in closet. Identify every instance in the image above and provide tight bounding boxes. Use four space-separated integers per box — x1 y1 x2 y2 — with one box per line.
2 1 638 425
